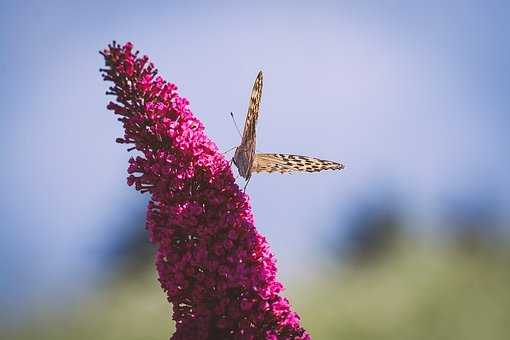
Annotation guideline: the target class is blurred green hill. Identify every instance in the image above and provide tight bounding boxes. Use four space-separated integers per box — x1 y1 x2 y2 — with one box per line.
4 242 510 340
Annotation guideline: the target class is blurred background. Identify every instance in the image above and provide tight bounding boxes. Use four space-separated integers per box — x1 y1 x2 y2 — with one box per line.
1 0 510 339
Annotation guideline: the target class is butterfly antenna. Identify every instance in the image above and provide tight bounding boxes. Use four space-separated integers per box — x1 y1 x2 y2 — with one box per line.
230 112 242 138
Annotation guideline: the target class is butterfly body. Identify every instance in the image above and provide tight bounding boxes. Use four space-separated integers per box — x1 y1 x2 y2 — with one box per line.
232 71 344 183
233 145 254 180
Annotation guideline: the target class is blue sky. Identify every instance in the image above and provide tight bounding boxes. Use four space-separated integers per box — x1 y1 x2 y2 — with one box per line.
1 0 509 319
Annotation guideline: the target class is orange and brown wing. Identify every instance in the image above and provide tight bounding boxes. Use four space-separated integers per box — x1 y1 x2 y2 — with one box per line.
240 71 263 156
252 153 344 173
233 71 263 180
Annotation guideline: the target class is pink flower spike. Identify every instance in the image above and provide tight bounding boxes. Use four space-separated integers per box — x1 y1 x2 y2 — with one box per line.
100 41 310 339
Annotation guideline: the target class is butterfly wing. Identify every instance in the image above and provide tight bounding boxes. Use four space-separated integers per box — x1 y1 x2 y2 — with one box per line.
241 71 263 151
233 71 263 179
252 153 344 173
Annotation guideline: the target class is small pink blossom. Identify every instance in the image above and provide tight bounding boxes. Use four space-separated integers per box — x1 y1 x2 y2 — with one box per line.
100 41 310 339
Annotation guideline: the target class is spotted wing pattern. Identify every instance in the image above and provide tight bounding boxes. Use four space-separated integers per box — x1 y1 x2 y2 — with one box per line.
232 71 344 183
241 70 263 150
252 153 344 174
233 71 263 180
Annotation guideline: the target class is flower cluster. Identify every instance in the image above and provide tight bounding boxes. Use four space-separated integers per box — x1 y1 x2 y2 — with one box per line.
100 42 310 339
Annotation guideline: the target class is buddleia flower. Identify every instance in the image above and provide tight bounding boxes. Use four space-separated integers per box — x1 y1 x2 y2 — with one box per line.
100 42 310 340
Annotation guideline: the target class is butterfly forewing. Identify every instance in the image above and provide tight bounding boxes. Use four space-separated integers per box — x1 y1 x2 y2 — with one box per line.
252 153 344 174
241 70 263 149
233 71 263 180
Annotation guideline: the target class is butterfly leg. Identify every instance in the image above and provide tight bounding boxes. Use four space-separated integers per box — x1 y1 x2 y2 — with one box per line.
223 146 237 154
229 159 238 177
243 177 251 192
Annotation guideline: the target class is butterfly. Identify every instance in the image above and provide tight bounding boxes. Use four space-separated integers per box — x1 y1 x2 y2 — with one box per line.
232 71 344 187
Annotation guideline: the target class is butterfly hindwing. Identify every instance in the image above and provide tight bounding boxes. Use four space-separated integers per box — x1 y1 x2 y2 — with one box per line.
252 153 344 174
